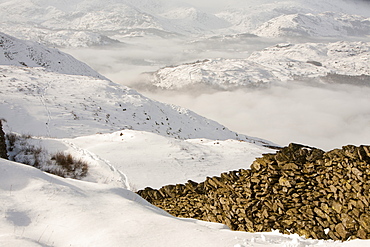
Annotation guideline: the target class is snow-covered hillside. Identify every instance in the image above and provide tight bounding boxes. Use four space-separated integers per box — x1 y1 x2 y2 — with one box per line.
1 0 370 47
68 130 273 189
145 41 370 90
5 158 364 247
254 12 370 37
0 65 272 146
1 1 370 245
0 32 105 79
216 0 370 35
5 130 272 190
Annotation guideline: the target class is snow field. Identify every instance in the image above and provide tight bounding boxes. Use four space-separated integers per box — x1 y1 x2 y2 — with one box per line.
2 158 369 247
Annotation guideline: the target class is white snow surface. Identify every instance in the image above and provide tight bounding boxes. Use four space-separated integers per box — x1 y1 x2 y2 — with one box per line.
4 129 273 190
0 32 106 79
68 130 272 189
147 41 370 90
4 158 369 247
0 64 272 146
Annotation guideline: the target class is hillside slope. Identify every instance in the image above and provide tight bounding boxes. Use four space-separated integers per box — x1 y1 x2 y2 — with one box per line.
0 32 273 143
253 12 370 37
0 65 272 146
1 0 370 47
217 0 370 34
146 41 370 90
0 32 105 79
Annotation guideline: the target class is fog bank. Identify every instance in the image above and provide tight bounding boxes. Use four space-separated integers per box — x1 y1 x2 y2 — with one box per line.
63 35 370 151
142 82 370 150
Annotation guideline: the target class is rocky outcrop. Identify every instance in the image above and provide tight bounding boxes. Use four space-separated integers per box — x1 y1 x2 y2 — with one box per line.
138 143 370 241
0 121 7 159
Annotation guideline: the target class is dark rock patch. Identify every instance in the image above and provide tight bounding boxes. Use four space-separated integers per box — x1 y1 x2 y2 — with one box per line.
0 120 7 159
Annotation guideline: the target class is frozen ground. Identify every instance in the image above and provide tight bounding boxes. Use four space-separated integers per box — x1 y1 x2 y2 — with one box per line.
4 158 369 247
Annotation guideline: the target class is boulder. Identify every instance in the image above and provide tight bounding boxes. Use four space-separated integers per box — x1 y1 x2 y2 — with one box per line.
0 121 7 159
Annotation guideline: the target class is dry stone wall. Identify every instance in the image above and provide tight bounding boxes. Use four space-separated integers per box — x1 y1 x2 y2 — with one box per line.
137 143 370 241
0 121 7 159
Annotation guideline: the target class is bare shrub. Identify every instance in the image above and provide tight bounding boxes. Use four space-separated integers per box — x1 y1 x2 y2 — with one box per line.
21 133 32 139
50 152 88 179
5 133 88 179
5 133 18 152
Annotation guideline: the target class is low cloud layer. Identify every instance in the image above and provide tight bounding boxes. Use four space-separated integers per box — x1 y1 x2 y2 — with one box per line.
143 82 370 150
64 36 370 151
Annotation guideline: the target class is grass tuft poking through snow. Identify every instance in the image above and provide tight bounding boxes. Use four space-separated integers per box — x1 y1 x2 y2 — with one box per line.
50 151 88 179
6 133 89 179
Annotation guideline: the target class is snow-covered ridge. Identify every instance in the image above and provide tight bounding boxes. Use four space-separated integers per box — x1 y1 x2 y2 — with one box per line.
0 32 105 79
0 65 272 146
145 41 370 90
1 0 370 47
253 12 370 37
216 0 370 34
0 0 228 47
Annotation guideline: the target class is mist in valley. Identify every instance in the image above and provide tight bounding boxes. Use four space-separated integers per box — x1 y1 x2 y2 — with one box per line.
63 35 370 151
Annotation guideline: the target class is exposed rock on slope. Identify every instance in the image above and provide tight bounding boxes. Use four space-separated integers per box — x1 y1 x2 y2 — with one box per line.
0 32 105 79
138 143 370 241
0 121 7 159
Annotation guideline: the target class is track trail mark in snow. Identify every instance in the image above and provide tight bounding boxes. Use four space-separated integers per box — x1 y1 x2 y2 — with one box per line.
61 139 131 189
37 80 53 137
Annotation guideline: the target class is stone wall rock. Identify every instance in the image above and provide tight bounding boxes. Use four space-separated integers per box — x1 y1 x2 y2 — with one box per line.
0 121 7 159
137 143 370 241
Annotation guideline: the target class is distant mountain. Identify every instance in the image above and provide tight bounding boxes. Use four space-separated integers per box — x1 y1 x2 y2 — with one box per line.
253 12 370 37
0 0 229 47
0 32 105 79
144 41 370 90
0 33 272 146
216 0 370 34
1 0 370 47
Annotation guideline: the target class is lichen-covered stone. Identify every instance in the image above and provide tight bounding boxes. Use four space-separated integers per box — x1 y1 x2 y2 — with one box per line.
137 143 370 241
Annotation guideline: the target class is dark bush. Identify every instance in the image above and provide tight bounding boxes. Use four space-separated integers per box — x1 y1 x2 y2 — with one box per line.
50 152 88 179
5 132 88 179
